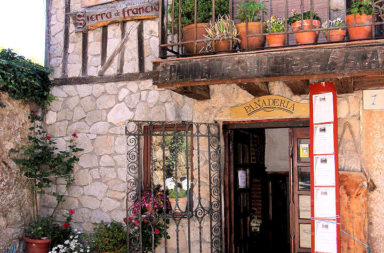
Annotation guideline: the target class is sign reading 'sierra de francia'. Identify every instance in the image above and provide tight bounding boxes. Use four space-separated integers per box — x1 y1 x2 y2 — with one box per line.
71 0 159 32
231 95 309 119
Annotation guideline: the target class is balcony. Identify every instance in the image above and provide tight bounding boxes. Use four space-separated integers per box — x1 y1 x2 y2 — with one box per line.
158 0 384 58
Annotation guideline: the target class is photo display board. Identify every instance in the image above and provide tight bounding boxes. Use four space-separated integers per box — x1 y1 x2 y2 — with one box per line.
309 82 340 253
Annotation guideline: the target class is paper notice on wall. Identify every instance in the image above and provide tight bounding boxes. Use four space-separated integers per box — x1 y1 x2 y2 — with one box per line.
314 124 334 155
313 92 334 123
314 187 336 218
315 220 337 253
314 155 335 186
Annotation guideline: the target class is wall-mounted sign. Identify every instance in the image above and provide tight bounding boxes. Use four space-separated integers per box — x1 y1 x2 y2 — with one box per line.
82 0 116 8
363 89 384 110
230 95 309 119
71 0 159 32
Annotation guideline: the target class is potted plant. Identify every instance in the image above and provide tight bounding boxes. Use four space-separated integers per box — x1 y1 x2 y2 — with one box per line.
89 221 126 253
9 112 83 253
288 9 322 44
236 0 266 50
323 18 346 42
265 16 286 47
169 0 229 54
204 15 240 52
165 177 192 211
346 0 374 40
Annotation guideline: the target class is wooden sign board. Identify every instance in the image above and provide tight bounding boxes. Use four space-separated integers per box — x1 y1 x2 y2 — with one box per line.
154 44 384 87
71 0 159 32
82 0 115 8
230 95 309 119
363 89 384 110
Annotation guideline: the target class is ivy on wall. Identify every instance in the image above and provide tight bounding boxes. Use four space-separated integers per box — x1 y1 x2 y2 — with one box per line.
0 49 55 107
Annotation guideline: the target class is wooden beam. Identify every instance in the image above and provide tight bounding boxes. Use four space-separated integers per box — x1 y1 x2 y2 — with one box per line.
284 80 310 95
53 71 154 86
353 77 384 91
81 31 88 76
44 0 52 68
237 82 269 97
61 0 70 78
171 86 210 100
333 78 354 94
137 21 145 73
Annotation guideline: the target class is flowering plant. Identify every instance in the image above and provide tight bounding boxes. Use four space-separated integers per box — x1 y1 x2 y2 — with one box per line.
322 18 345 31
287 9 321 25
50 210 76 248
132 186 171 214
347 0 373 15
49 233 90 253
165 177 192 198
265 16 286 33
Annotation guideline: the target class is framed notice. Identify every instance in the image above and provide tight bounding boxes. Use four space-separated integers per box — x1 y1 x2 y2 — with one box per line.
310 81 340 253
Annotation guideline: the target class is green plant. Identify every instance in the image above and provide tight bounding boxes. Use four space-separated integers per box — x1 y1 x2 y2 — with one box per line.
265 16 286 33
203 15 240 51
237 0 266 23
50 209 76 249
322 18 345 32
168 0 229 31
90 221 127 252
25 216 53 239
9 113 83 223
347 0 373 15
0 49 55 107
287 9 321 25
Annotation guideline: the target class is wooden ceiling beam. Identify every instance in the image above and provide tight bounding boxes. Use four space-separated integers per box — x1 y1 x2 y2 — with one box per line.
333 77 354 94
284 80 310 95
237 82 269 97
353 77 384 91
171 85 210 100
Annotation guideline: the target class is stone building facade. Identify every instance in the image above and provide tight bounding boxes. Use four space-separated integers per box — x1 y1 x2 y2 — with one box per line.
44 0 384 252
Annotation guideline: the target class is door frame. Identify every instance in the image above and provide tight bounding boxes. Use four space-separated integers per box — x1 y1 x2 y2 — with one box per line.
223 119 310 253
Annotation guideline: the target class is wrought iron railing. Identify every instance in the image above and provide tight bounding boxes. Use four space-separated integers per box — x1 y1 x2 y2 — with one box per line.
158 0 384 58
126 121 222 253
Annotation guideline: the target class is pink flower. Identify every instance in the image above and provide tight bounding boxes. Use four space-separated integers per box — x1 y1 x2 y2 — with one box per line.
69 209 75 214
155 228 160 234
72 133 78 138
291 8 297 13
63 222 69 229
46 136 51 140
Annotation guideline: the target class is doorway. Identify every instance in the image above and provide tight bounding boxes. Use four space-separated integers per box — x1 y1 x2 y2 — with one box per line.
224 121 310 253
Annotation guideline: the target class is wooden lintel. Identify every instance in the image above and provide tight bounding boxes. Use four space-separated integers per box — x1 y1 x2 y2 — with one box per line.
53 71 154 86
171 85 210 100
284 80 310 95
237 82 269 97
333 78 354 94
353 77 384 91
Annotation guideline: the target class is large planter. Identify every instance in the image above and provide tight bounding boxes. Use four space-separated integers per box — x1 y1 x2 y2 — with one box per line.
291 19 321 45
169 197 187 212
24 237 51 253
182 23 209 54
346 14 372 40
325 29 346 42
236 22 265 50
266 34 286 47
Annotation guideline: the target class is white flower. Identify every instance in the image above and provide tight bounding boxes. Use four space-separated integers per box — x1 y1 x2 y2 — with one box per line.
64 240 70 244
181 178 191 190
165 178 175 190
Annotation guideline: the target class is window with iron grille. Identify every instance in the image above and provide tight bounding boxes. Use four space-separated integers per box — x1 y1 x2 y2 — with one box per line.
126 121 222 253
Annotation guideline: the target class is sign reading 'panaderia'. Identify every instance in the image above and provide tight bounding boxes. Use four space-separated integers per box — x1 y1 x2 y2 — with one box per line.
231 95 309 119
71 0 159 32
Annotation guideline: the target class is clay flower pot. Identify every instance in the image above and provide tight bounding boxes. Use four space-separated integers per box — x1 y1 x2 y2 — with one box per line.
346 14 372 40
236 22 265 50
325 29 346 42
266 34 286 47
24 237 51 253
291 19 321 45
182 23 209 54
169 197 187 211
213 39 232 52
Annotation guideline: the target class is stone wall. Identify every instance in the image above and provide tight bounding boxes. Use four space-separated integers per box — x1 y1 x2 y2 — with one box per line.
0 92 34 252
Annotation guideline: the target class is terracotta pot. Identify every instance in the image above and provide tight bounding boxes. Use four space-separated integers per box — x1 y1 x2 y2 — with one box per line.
346 14 372 40
169 197 187 211
325 29 346 42
236 22 265 50
291 19 321 45
266 34 286 47
182 23 209 54
213 39 232 52
24 237 51 253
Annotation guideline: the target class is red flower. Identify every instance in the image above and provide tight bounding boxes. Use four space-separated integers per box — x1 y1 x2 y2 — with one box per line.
123 218 127 224
72 133 78 138
134 219 139 226
69 209 75 214
155 228 160 234
63 222 69 229
46 136 51 140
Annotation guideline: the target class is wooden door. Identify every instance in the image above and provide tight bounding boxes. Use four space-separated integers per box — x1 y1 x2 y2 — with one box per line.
290 128 311 253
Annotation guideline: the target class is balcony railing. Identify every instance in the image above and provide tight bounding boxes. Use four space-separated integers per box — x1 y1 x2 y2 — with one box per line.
158 0 384 59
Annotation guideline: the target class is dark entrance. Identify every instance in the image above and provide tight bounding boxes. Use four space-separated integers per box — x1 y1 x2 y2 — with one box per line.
224 120 310 253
